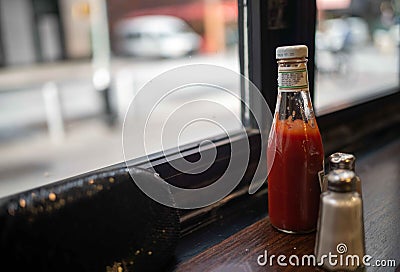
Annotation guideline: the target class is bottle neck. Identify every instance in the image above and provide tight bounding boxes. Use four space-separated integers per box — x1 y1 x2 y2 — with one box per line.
277 58 309 92
275 58 315 123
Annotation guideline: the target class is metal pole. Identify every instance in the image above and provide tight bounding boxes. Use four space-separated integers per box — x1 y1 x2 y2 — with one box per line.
42 81 65 143
89 0 115 126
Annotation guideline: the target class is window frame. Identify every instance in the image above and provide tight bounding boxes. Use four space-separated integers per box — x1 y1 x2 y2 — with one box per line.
1 0 399 240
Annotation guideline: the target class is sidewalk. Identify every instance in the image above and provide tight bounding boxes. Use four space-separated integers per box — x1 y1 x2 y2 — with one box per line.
0 60 93 92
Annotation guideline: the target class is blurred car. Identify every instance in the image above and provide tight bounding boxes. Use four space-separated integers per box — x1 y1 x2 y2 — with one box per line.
114 15 202 58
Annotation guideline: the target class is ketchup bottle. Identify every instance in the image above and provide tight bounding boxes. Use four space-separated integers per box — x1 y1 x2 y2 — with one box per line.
267 45 324 233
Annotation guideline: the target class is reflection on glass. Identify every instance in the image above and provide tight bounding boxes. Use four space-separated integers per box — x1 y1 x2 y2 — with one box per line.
315 0 399 114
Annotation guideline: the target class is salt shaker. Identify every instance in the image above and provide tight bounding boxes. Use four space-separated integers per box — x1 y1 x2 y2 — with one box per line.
322 153 362 195
315 169 365 271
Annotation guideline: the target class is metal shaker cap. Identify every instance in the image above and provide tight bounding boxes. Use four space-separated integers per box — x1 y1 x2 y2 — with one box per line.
328 152 356 171
327 169 356 193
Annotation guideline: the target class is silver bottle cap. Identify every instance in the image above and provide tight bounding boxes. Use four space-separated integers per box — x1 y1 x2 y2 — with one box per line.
327 169 356 193
276 45 308 59
328 152 356 171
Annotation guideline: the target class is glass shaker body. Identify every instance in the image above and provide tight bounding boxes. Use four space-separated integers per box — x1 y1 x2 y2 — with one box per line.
268 49 324 233
315 170 365 271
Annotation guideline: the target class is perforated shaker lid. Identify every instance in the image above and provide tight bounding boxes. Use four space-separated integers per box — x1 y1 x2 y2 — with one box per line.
276 45 308 59
328 152 356 171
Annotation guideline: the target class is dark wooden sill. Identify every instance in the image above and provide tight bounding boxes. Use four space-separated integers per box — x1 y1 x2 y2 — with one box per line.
174 138 400 272
176 219 321 272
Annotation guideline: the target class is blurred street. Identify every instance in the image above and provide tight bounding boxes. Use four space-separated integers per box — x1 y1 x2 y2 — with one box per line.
315 45 399 114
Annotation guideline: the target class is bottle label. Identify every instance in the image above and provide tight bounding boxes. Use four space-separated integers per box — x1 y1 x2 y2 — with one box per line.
278 68 308 89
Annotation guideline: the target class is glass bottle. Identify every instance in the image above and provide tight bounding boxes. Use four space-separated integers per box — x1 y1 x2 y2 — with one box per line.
322 152 362 195
267 45 324 233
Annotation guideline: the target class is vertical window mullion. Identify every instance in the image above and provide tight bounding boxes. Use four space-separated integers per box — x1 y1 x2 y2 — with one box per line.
243 0 317 115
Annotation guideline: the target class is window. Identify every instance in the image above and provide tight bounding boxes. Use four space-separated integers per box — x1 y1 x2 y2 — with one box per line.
0 0 241 197
0 0 398 202
314 0 399 115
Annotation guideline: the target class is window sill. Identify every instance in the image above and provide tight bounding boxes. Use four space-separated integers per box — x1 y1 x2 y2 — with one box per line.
174 137 400 271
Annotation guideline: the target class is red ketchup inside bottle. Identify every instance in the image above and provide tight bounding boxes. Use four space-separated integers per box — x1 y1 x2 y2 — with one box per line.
267 117 324 233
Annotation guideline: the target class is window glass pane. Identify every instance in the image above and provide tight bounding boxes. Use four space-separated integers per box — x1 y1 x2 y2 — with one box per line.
0 0 239 197
109 0 241 157
314 0 399 115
